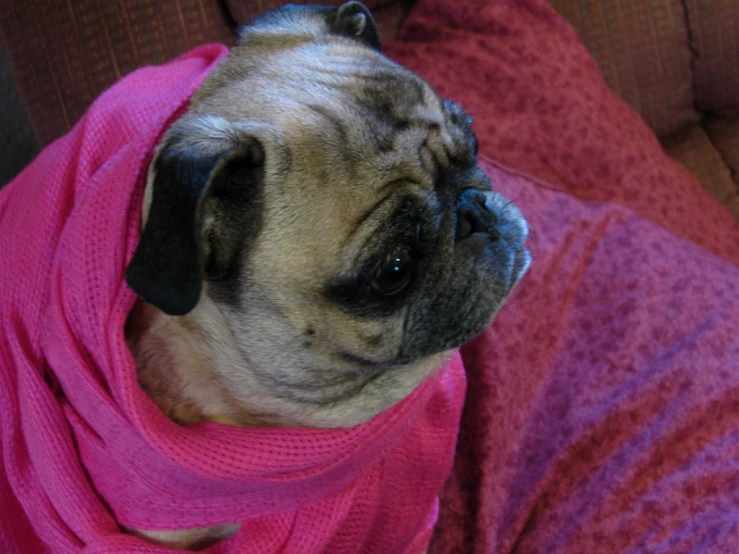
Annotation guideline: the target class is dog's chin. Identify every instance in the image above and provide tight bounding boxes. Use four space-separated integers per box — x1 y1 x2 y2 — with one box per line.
438 243 531 353
509 246 532 292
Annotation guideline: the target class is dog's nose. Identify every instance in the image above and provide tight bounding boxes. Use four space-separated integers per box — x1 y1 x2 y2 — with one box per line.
455 189 499 242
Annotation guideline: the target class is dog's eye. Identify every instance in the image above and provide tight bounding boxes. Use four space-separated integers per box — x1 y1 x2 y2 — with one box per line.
370 249 416 295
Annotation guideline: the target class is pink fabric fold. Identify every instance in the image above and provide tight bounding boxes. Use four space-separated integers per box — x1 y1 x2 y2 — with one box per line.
0 44 465 554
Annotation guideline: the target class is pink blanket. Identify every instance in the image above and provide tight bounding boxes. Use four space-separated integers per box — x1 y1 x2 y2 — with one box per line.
3 1 739 552
0 45 465 553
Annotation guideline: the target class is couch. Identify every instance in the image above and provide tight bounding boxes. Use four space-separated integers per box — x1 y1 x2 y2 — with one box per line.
2 0 738 218
550 0 739 217
1 1 737 553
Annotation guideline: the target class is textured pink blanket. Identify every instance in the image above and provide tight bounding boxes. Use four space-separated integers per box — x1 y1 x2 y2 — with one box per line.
3 1 739 552
0 45 465 553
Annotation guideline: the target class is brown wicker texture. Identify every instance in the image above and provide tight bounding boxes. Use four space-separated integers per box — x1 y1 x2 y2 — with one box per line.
548 0 699 137
704 115 739 216
661 124 736 205
1 0 737 216
0 0 406 147
686 0 739 114
705 116 739 176
227 0 340 25
0 0 236 147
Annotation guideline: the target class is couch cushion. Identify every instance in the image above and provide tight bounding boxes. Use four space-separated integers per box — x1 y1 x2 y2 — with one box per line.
0 0 410 148
685 0 739 113
705 116 739 182
704 115 739 217
0 46 37 186
547 0 698 137
660 123 738 212
0 0 235 147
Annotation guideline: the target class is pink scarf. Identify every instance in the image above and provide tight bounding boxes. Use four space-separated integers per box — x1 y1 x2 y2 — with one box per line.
0 45 465 554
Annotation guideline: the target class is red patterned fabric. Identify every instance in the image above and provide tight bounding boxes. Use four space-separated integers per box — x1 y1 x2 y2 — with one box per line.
383 0 739 552
436 157 739 553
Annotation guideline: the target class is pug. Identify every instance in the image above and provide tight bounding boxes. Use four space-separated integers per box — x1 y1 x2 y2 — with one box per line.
124 1 530 549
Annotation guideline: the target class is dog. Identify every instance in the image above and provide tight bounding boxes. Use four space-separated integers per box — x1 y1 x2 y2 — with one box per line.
121 1 530 549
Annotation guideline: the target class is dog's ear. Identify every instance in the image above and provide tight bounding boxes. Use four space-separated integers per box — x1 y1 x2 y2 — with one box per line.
126 116 266 316
326 2 381 50
243 1 381 51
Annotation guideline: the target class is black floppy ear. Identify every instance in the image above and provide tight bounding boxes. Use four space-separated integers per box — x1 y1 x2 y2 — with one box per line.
125 116 264 316
326 2 382 51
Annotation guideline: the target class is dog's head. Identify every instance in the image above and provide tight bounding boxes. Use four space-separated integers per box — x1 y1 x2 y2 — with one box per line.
125 2 530 427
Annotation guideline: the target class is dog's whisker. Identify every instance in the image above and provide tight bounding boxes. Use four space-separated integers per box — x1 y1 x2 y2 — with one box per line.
526 221 541 258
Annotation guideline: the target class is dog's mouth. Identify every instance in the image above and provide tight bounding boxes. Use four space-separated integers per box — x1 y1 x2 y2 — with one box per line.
508 245 532 293
485 191 530 294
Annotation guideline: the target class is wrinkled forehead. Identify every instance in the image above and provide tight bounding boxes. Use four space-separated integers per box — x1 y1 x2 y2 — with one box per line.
267 42 430 104
262 43 444 137
192 40 477 190
265 43 474 170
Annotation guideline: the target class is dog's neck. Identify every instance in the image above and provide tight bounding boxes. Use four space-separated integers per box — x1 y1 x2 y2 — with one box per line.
125 296 447 429
126 299 292 427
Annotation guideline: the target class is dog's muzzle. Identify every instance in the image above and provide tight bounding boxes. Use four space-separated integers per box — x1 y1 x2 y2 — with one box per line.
456 188 531 287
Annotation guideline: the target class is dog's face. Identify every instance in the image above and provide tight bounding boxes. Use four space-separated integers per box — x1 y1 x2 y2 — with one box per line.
126 2 530 427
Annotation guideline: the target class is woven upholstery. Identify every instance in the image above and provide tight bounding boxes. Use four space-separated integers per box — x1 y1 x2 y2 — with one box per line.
0 0 409 149
0 0 235 147
661 124 736 205
225 0 413 45
548 0 698 137
704 115 739 214
225 0 341 23
0 46 37 185
550 0 739 217
1 0 737 208
686 0 739 113
705 116 739 177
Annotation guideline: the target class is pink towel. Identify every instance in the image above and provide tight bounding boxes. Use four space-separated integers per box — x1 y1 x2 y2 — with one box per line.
0 44 466 553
